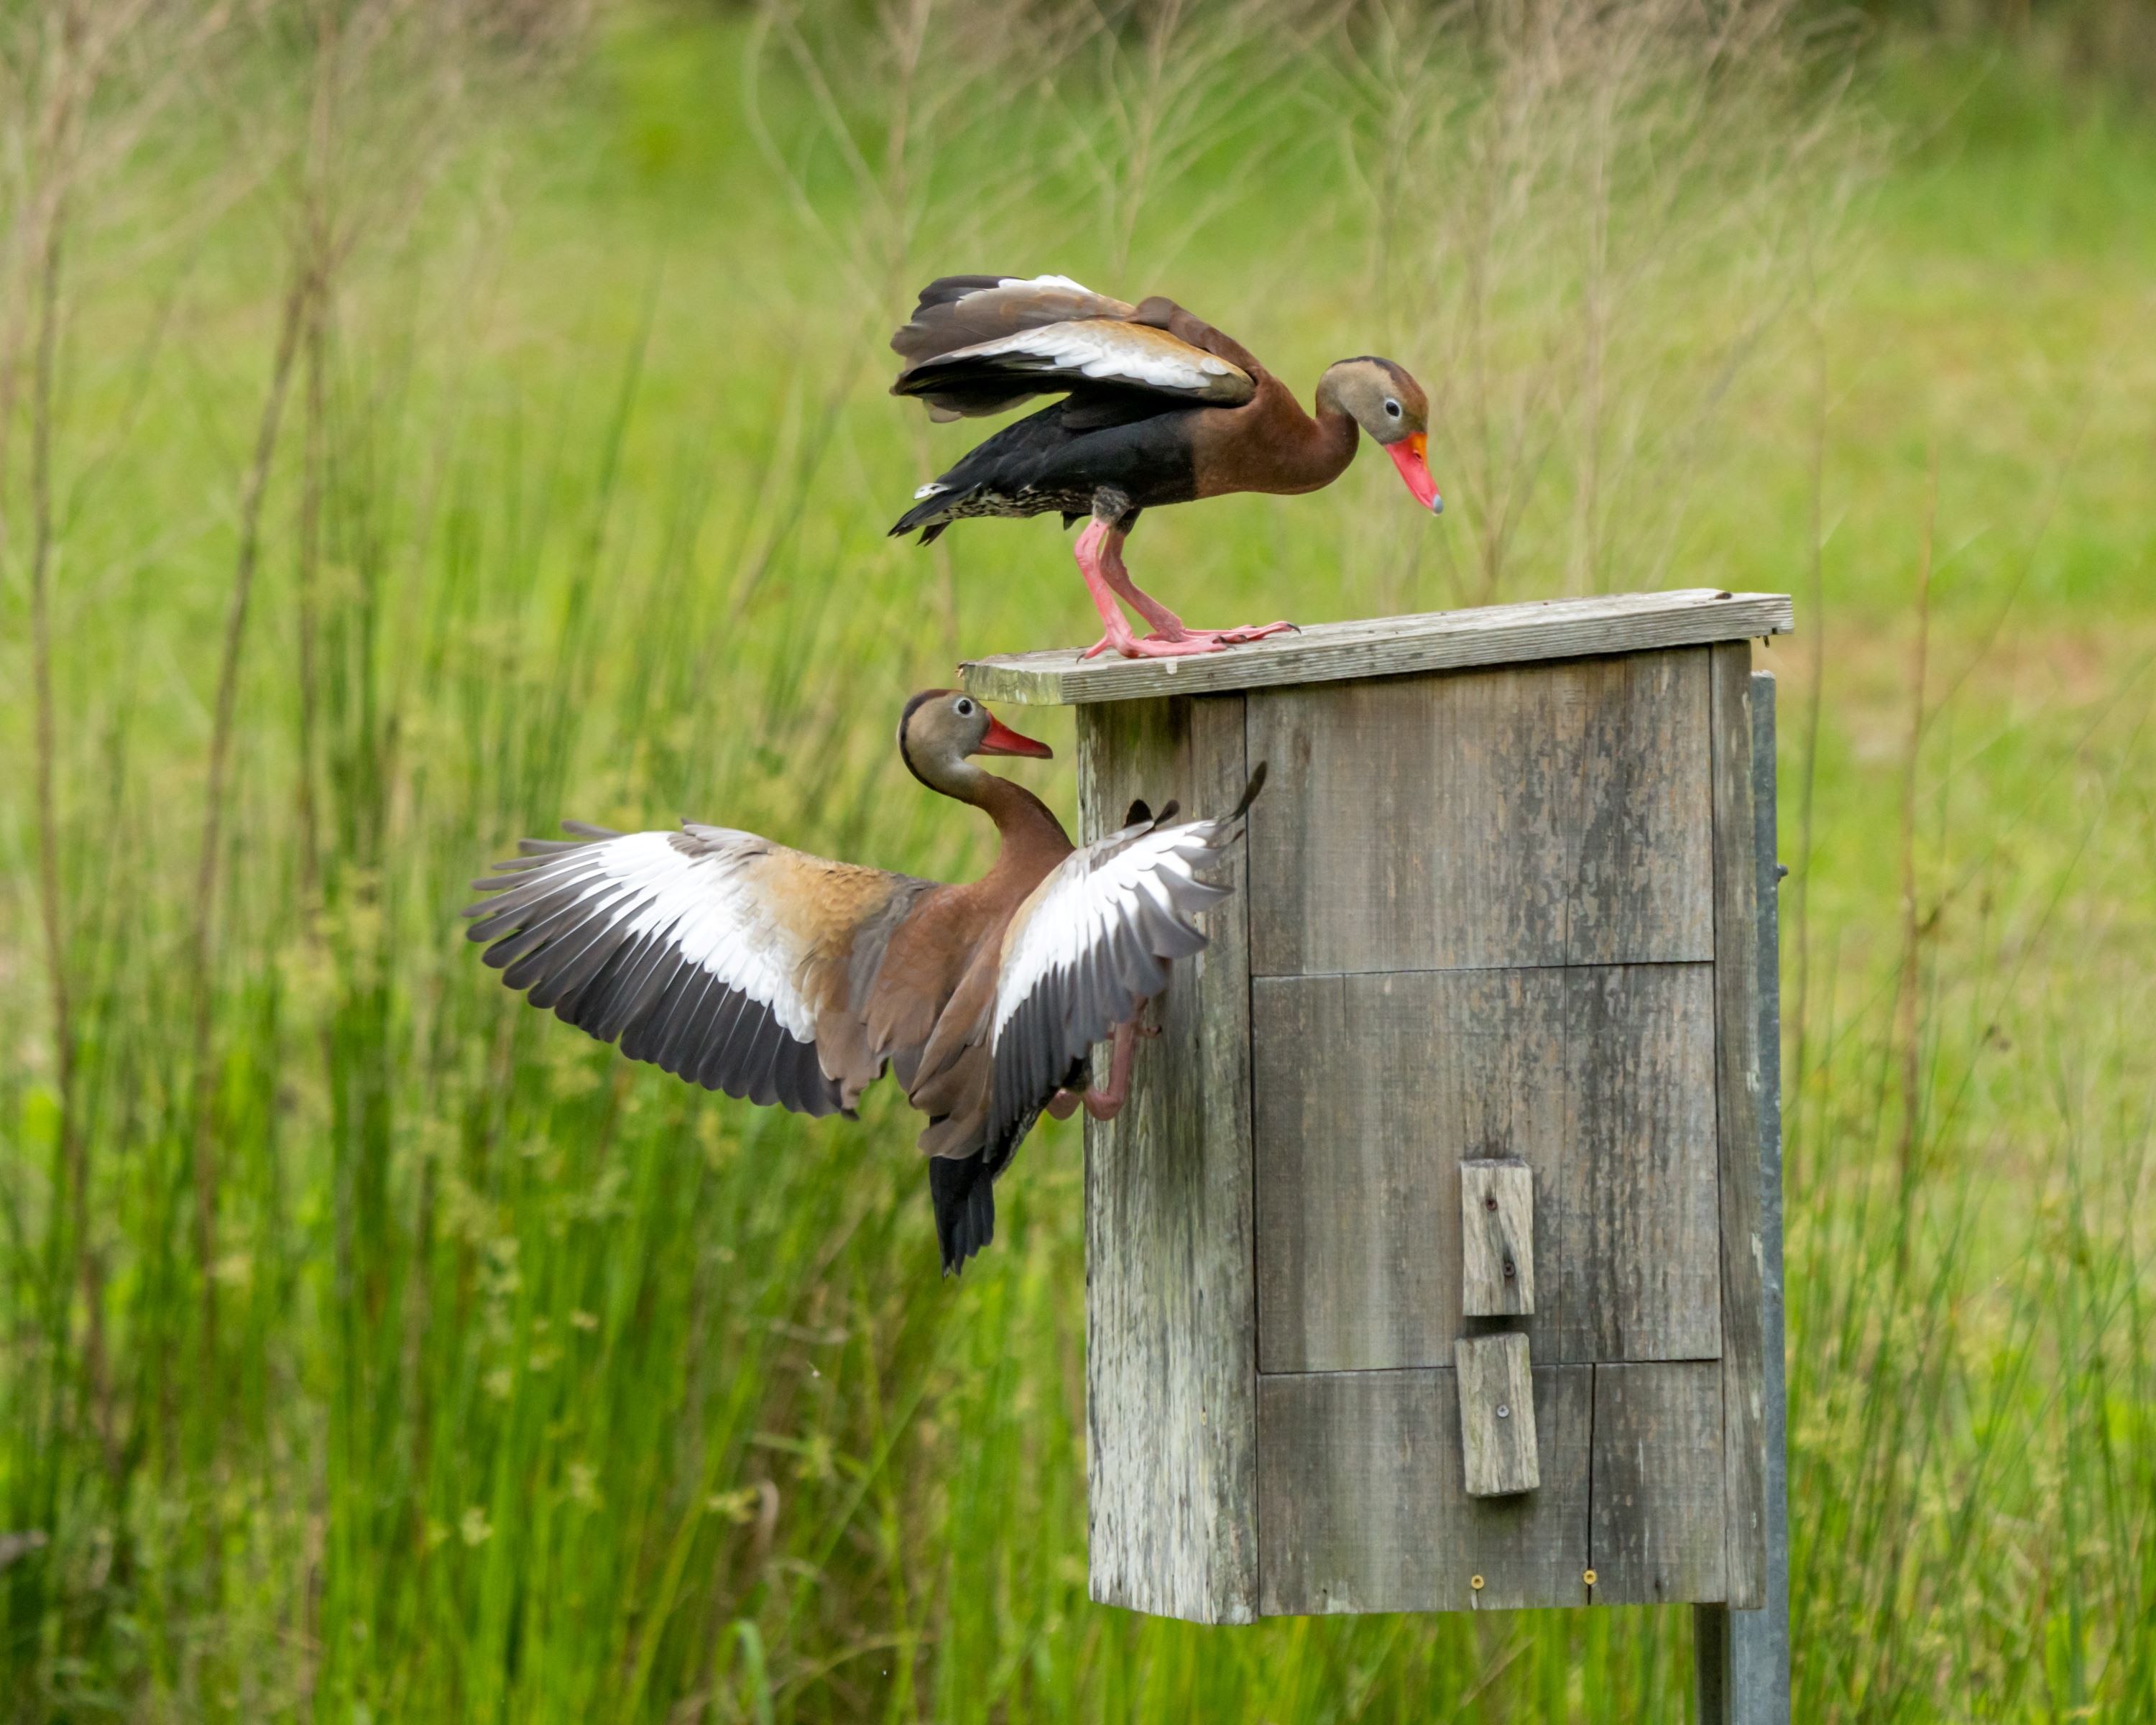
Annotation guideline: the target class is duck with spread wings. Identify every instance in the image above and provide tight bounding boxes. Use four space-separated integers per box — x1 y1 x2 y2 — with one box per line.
888 273 1441 659
465 691 1263 1272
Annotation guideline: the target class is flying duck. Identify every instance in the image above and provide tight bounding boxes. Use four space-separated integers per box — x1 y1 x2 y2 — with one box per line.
888 274 1441 659
464 691 1263 1272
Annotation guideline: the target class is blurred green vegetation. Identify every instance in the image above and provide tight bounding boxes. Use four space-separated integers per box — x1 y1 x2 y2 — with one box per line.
1 1 2152 1719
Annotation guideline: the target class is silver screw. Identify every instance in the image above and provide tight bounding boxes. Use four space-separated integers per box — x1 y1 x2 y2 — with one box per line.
1496 1404 1510 1420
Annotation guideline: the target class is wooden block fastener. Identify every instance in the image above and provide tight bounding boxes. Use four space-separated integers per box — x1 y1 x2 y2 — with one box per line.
1460 1158 1536 1316
1457 1334 1539 1496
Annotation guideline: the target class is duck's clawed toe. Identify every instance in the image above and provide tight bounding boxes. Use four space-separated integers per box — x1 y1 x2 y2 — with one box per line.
1201 620 1298 645
1079 620 1298 661
1080 630 1233 661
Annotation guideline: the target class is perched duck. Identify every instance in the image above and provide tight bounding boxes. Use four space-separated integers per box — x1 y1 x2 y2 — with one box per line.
888 274 1441 659
465 691 1263 1272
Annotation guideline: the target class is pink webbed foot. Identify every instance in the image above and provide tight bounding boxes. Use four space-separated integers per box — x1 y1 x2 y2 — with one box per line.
1046 1018 1145 1119
1072 518 1299 660
1081 630 1246 661
1045 1085 1133 1119
1079 621 1299 661
1166 620 1299 649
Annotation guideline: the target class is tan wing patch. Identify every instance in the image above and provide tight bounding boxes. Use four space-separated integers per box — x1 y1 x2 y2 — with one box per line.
748 849 910 990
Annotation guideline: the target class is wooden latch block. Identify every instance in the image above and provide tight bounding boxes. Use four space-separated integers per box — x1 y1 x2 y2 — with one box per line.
1455 1333 1539 1496
1460 1158 1535 1315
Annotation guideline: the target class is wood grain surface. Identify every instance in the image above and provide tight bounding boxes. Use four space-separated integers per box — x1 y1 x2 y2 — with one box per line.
962 589 1792 707
1253 965 1719 1370
1243 650 1712 977
1556 964 1723 1363
1710 644 1769 1611
1460 1159 1537 1317
1252 970 1567 1371
1590 1362 1728 1605
1457 1334 1540 1496
1079 692 1260 1624
1258 1365 1592 1614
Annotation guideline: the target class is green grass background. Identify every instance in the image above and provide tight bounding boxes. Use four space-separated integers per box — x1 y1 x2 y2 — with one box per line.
3 3 2155 1718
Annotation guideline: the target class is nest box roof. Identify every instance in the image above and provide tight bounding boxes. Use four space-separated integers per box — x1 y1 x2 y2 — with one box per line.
959 587 1794 707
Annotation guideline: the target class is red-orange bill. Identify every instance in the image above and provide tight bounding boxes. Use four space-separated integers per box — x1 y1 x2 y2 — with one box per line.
1387 433 1442 512
978 712 1054 758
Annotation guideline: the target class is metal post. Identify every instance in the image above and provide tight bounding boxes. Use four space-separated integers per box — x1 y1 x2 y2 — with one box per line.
1695 671 1791 1723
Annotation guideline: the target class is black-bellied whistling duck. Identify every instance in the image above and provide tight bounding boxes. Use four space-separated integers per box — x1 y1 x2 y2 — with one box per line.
465 691 1263 1273
887 273 1441 659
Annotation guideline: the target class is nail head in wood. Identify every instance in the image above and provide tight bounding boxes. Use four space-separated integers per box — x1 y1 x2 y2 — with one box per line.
1460 1158 1536 1316
1456 1333 1540 1497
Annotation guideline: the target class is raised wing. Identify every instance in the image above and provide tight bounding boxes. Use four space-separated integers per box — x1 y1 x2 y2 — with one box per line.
892 274 1137 364
891 273 1255 419
985 765 1267 1159
464 822 931 1117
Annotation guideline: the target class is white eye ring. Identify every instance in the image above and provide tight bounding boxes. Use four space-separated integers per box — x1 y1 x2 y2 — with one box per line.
955 698 975 717
1384 399 1402 418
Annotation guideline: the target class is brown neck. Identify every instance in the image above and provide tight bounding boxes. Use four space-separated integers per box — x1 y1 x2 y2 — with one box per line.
1307 372 1365 484
1237 377 1358 495
918 755 1074 879
1309 398 1360 484
974 771 1074 877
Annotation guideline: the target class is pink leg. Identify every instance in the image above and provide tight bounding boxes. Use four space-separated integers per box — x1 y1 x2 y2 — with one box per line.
1081 1018 1142 1121
1072 520 1140 658
1074 523 1222 660
1046 1018 1145 1122
1078 524 1296 661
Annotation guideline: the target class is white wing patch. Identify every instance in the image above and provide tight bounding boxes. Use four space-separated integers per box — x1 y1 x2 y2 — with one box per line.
931 319 1250 399
992 818 1230 1045
536 829 819 1039
996 273 1096 294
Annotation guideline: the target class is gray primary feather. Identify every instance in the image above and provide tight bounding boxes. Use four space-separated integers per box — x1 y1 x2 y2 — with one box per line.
464 824 850 1118
979 768 1265 1173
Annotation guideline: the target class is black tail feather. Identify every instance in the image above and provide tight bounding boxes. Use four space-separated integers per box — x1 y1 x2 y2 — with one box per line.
888 492 957 541
1230 760 1268 819
929 1151 995 1275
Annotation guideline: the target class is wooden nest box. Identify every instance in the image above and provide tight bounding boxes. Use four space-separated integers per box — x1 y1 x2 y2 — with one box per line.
964 589 1792 1627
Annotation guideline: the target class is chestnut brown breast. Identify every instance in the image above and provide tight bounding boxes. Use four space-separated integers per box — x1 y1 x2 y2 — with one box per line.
1191 377 1360 500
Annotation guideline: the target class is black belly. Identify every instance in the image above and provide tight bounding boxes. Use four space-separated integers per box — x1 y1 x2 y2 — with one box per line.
891 395 1201 539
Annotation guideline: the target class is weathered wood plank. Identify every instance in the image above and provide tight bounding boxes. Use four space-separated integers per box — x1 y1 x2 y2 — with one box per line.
1252 970 1567 1372
1698 670 1791 1721
1457 1335 1540 1496
1256 962 1718 1369
1080 692 1258 1624
962 588 1794 707
1245 666 1572 975
1590 1362 1728 1604
1244 652 1712 978
1460 1159 1536 1316
1710 643 1769 1611
1557 964 1723 1363
1258 1366 1591 1614
1567 645 1715 965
